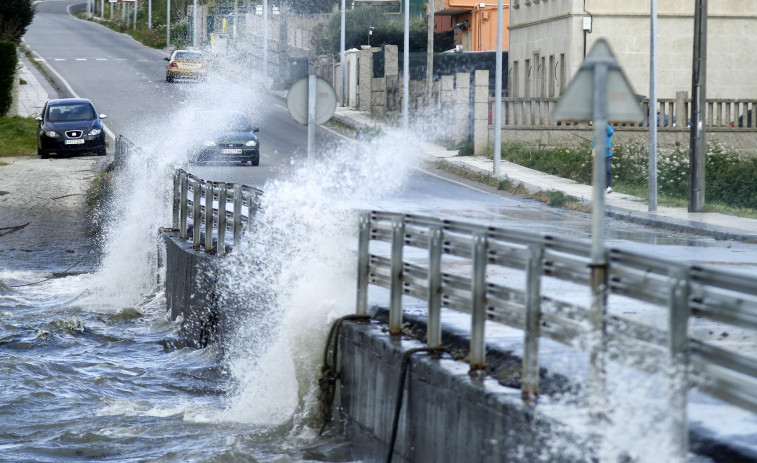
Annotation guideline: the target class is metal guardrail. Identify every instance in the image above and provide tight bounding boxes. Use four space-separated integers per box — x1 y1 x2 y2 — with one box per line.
116 136 263 254
172 169 263 255
114 135 141 170
356 210 757 457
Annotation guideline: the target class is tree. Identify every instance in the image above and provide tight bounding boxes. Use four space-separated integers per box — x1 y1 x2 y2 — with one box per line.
0 0 35 43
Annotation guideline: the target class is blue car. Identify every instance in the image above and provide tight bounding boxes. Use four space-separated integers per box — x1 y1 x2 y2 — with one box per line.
36 98 107 159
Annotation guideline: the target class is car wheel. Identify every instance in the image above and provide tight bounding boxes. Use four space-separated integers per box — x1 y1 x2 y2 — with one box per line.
166 75 173 83
97 148 106 156
40 149 49 159
250 157 259 166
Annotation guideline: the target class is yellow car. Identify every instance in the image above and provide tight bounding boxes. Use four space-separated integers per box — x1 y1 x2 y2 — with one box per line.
164 50 207 82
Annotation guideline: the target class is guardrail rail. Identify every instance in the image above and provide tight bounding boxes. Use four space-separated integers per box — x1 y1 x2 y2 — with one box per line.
355 210 757 458
172 169 263 255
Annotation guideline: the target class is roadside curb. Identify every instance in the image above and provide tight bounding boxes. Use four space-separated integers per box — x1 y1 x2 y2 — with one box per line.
325 107 757 243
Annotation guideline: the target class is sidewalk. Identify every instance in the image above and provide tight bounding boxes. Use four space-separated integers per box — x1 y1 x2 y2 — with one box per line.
332 105 757 243
13 49 58 118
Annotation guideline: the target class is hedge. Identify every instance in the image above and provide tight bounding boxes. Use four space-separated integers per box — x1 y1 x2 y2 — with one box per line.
0 41 18 116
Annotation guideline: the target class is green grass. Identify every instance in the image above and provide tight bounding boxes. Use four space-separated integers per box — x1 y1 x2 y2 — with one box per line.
0 116 38 159
496 140 757 217
432 161 591 213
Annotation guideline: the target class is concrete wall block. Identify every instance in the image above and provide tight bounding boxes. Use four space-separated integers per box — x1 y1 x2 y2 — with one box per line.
441 75 454 92
385 45 399 77
474 120 489 156
358 49 373 112
336 321 594 463
474 101 489 120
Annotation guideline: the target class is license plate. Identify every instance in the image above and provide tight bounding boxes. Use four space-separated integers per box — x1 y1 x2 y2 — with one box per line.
65 139 85 145
222 148 242 154
183 64 196 69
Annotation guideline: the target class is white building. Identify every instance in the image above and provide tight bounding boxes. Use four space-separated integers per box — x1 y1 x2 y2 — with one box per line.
508 1 757 100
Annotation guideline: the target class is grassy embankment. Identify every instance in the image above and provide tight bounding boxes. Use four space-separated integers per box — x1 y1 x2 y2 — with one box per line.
0 116 37 163
441 140 757 218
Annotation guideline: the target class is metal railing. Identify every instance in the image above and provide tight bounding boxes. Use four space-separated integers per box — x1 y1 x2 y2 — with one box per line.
172 169 263 255
355 210 757 457
492 96 757 130
114 135 141 170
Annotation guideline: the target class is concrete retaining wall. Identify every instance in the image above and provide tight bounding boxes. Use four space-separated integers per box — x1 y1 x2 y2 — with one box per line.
335 319 593 462
163 231 226 348
161 231 757 462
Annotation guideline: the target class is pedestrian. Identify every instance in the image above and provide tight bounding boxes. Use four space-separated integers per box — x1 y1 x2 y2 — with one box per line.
591 123 615 193
604 123 614 193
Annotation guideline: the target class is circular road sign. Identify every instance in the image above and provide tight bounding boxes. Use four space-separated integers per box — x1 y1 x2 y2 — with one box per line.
286 76 337 126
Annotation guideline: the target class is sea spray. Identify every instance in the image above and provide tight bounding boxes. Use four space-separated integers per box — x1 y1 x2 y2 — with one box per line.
218 130 425 425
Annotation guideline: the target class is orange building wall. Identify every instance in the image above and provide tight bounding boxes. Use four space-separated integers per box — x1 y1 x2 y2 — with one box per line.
471 5 509 51
441 0 509 51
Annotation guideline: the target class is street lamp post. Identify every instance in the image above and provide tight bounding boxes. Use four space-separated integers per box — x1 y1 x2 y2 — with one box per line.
340 0 346 106
192 0 197 49
263 0 268 83
493 0 505 176
402 0 409 130
649 0 658 211
167 0 171 49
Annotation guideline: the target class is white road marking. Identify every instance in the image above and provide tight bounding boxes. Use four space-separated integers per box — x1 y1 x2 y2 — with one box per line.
31 51 116 142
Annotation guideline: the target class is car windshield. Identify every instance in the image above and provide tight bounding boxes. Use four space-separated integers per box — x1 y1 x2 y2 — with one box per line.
193 113 251 132
47 103 96 122
175 52 203 61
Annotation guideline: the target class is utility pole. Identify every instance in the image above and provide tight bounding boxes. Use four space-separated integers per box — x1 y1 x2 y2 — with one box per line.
648 0 658 212
689 0 707 212
426 0 434 104
167 0 171 49
402 0 409 130
340 0 345 106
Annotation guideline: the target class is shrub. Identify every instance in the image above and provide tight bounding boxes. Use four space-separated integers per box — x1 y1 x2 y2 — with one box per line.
499 140 757 210
0 0 35 43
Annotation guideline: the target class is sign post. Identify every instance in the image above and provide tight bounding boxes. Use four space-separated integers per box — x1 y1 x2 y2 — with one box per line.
286 76 337 164
552 38 643 430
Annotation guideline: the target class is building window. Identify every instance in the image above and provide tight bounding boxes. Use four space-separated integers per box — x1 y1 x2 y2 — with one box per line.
525 59 531 98
559 53 566 96
549 55 555 97
540 56 546 97
511 61 519 97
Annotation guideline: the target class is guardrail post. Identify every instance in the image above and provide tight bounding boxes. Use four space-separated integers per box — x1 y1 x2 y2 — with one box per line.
470 231 488 372
172 170 180 229
389 215 405 336
233 184 242 249
669 266 690 461
356 212 371 315
427 226 443 348
217 183 227 257
192 179 202 249
588 256 608 420
204 182 214 253
522 244 544 403
179 171 188 240
247 190 258 236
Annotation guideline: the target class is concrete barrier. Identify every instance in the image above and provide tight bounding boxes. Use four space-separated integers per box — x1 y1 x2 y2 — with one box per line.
161 232 757 462
163 231 224 348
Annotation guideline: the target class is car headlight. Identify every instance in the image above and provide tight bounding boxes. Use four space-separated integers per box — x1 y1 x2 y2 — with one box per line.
88 128 102 136
45 130 59 138
203 140 216 147
245 140 257 147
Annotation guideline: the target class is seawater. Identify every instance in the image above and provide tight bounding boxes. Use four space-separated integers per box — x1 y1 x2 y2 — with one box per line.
0 269 353 462
0 90 425 461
